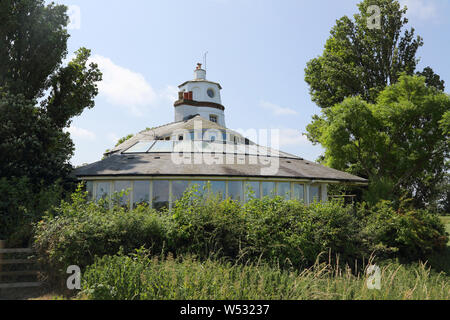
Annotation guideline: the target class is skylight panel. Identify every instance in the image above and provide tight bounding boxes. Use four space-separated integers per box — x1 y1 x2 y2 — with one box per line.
148 140 174 152
123 141 155 153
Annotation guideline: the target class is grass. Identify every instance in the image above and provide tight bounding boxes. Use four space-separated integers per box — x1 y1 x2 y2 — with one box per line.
76 253 450 300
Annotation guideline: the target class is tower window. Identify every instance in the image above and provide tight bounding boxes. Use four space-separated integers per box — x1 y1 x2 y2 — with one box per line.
209 114 218 123
207 88 215 98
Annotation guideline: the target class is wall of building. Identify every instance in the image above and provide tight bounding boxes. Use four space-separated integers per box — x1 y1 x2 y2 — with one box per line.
85 178 328 211
174 105 226 127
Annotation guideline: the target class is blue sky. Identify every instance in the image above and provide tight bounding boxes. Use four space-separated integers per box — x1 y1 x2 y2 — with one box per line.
50 0 450 166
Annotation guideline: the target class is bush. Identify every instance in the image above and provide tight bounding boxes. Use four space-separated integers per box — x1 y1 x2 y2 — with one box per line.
0 176 64 246
362 201 448 260
243 197 364 267
33 184 449 286
33 185 168 284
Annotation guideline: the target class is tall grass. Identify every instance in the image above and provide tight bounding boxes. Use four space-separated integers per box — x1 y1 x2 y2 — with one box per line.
79 250 450 300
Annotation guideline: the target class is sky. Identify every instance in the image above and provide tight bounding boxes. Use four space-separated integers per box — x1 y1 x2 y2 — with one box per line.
48 0 450 166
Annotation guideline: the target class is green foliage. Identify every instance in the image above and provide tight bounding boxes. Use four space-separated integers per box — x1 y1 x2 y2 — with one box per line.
361 201 448 259
304 0 443 109
0 177 64 246
34 185 448 286
115 134 134 147
33 185 168 284
306 75 450 207
0 0 69 100
0 0 102 242
0 90 73 182
79 250 450 300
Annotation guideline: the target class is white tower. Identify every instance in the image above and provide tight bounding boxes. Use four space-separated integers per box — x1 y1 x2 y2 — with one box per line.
174 63 226 127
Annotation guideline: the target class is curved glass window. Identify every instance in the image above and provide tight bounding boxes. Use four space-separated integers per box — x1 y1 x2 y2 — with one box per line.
207 88 215 98
277 182 291 200
133 181 150 207
208 181 226 199
228 181 243 201
293 183 304 202
245 181 260 201
86 181 94 200
262 182 276 198
96 182 110 201
309 185 321 203
172 180 190 202
113 181 131 208
153 180 169 210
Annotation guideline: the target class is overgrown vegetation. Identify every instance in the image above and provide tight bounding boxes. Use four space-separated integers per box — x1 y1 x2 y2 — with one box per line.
0 0 102 243
78 249 450 300
33 185 448 290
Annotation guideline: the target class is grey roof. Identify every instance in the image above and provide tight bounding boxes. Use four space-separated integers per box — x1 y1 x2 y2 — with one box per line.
76 116 368 184
74 153 368 184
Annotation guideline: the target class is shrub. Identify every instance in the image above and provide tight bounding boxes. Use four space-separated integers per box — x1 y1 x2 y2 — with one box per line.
361 201 448 260
33 185 168 284
0 176 64 246
243 197 364 267
33 184 449 287
168 186 247 258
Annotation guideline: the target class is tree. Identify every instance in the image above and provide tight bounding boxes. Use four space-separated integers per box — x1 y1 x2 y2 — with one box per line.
0 0 102 242
306 75 450 207
304 0 444 109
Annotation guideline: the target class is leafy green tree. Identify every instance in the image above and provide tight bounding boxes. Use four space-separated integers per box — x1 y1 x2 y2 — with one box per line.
0 0 102 242
306 75 450 207
304 0 444 109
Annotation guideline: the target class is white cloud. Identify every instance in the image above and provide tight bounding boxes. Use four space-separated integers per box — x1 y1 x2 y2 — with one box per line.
65 125 96 140
400 0 438 20
260 100 298 116
278 129 310 147
90 55 176 116
107 132 120 144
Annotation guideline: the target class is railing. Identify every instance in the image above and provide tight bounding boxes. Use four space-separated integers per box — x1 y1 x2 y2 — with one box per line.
0 243 41 289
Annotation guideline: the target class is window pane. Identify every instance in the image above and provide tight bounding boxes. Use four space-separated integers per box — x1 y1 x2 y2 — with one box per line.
149 141 173 152
133 181 150 207
277 182 291 200
96 182 110 201
114 181 131 207
245 182 260 200
262 182 276 198
85 181 93 200
123 141 154 153
309 185 321 203
190 181 207 195
293 184 304 202
172 180 190 202
209 181 226 199
153 180 169 210
228 181 243 201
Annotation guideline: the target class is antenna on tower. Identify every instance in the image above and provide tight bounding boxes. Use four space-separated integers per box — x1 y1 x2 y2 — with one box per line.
203 51 208 71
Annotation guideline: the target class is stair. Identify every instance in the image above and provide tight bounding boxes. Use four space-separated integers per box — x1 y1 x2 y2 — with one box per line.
0 247 42 290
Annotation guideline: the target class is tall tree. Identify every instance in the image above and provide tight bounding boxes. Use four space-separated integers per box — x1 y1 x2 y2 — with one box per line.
0 0 101 182
0 0 102 242
306 75 450 207
304 0 444 109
